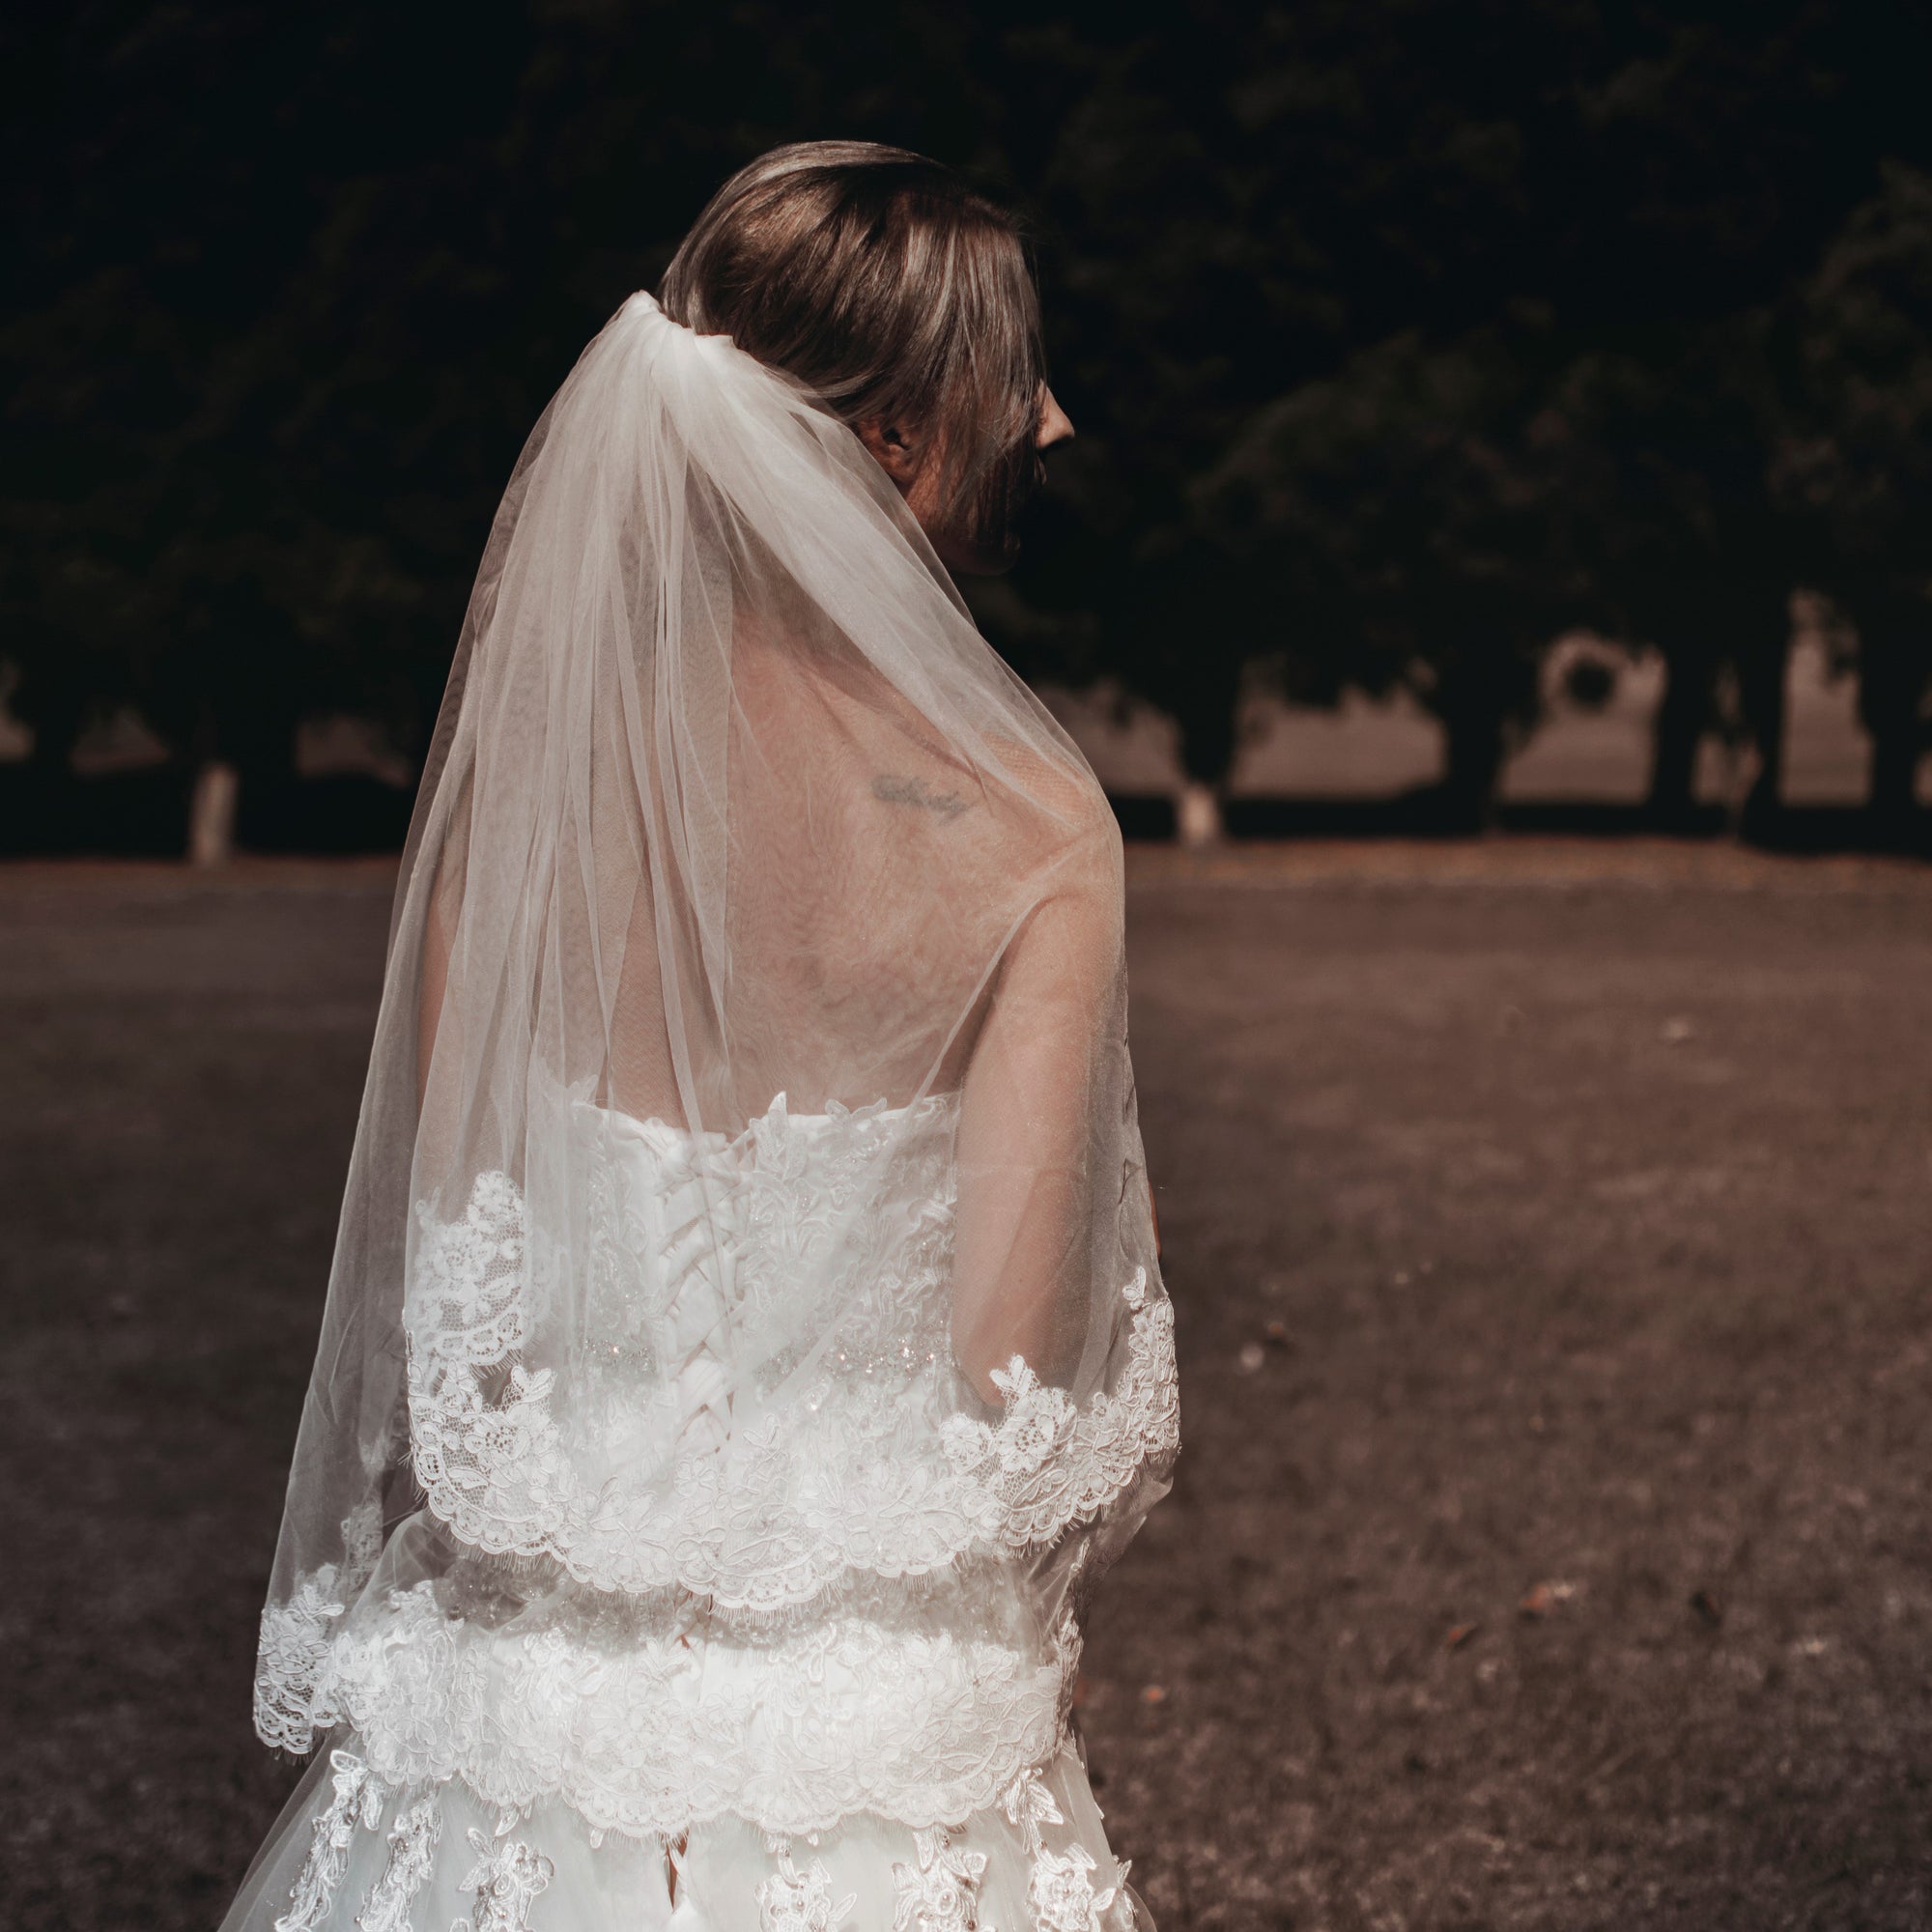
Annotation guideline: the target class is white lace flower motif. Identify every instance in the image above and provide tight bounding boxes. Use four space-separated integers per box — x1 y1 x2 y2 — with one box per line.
355 1795 440 1932
1028 1843 1118 1932
254 1572 349 1753
401 1159 1174 1605
892 1827 989 1932
454 1826 553 1932
473 1365 556 1462
986 1360 1074 1479
758 1842 857 1932
273 1749 387 1932
938 1411 994 1475
1000 1766 1065 1841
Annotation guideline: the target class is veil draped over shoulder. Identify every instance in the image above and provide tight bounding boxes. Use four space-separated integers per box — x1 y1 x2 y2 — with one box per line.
250 293 1177 1845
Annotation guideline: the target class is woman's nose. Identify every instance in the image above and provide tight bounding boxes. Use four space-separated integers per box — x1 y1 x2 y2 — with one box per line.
1037 385 1075 449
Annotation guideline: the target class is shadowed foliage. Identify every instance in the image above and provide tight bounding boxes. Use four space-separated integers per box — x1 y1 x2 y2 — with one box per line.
4 3 1932 842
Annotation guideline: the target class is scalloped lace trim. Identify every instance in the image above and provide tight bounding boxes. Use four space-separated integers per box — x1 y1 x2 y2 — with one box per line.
408 1277 1174 1604
308 1581 1065 1840
404 1160 1176 1607
254 1500 384 1754
257 1102 1177 1759
256 1571 348 1755
255 1251 1173 1759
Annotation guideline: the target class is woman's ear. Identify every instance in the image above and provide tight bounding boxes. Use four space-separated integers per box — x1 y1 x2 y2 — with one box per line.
856 418 923 492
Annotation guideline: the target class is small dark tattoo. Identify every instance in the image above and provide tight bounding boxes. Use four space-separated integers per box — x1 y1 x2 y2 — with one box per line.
871 773 975 820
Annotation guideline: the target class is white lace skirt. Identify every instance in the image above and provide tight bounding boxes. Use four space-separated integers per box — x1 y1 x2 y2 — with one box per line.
217 1730 1150 1932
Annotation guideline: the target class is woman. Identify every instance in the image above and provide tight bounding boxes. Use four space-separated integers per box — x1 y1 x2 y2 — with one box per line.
224 142 1177 1932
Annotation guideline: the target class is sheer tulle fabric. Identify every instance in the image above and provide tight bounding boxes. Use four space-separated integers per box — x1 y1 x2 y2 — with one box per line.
233 294 1174 1932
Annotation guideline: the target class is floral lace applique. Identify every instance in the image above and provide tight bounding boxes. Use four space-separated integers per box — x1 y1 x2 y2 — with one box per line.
892 1827 989 1932
939 1271 1179 1552
274 1749 388 1932
255 1496 391 1753
1001 1771 1124 1932
1000 1769 1064 1847
406 1147 1175 1610
757 1838 856 1932
257 1572 348 1754
262 1260 1172 1755
326 1583 1064 1840
1028 1844 1118 1932
356 1796 441 1932
410 1171 538 1366
256 1097 1179 1768
452 1827 553 1932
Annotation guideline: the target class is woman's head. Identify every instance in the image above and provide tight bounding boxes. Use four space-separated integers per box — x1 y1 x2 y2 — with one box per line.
661 140 1070 573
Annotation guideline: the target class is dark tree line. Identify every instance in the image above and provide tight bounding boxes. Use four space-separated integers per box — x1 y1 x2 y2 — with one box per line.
5 2 1932 849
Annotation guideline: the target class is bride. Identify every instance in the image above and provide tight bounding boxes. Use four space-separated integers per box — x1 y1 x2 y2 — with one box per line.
222 142 1178 1932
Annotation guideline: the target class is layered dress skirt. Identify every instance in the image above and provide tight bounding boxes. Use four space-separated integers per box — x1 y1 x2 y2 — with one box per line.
223 1094 1178 1932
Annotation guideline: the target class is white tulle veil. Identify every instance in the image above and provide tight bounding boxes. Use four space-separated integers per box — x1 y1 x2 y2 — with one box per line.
250 284 1175 1766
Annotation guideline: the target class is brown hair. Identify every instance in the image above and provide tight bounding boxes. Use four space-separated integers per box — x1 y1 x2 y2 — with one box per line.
661 141 1046 553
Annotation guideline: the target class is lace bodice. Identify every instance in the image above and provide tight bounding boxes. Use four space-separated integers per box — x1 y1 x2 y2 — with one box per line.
256 1093 1178 1840
403 1094 1172 1608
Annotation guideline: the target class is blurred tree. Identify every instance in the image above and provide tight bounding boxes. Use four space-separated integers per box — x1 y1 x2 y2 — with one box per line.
1004 3 1588 808
8 0 1932 849
1198 320 1580 830
1554 317 1800 836
0 5 528 839
999 2 1932 828
1784 164 1932 839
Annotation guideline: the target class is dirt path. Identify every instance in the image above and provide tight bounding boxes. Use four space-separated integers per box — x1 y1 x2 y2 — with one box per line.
2 847 1928 1930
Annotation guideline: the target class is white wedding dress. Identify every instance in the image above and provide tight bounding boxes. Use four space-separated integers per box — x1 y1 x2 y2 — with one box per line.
225 1093 1177 1932
222 292 1176 1932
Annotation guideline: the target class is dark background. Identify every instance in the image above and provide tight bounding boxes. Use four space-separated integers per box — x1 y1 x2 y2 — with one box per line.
8 1 1932 854
8 13 1932 1928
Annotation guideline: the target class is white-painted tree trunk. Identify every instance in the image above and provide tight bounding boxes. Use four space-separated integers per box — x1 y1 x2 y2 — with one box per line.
187 760 240 867
1176 779 1224 848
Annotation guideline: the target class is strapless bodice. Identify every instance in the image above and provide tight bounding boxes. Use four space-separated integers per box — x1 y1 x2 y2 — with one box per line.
566 1089 965 1424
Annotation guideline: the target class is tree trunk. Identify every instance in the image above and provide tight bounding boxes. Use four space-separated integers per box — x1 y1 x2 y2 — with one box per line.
1868 722 1922 834
1646 639 1715 829
17 656 87 777
1173 668 1243 791
1864 672 1929 846
1175 780 1224 848
1849 590 1930 847
187 761 240 866
1435 672 1508 833
1735 624 1791 844
1168 653 1243 846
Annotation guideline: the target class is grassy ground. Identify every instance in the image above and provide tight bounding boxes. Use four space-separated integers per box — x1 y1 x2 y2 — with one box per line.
2 847 1929 1931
